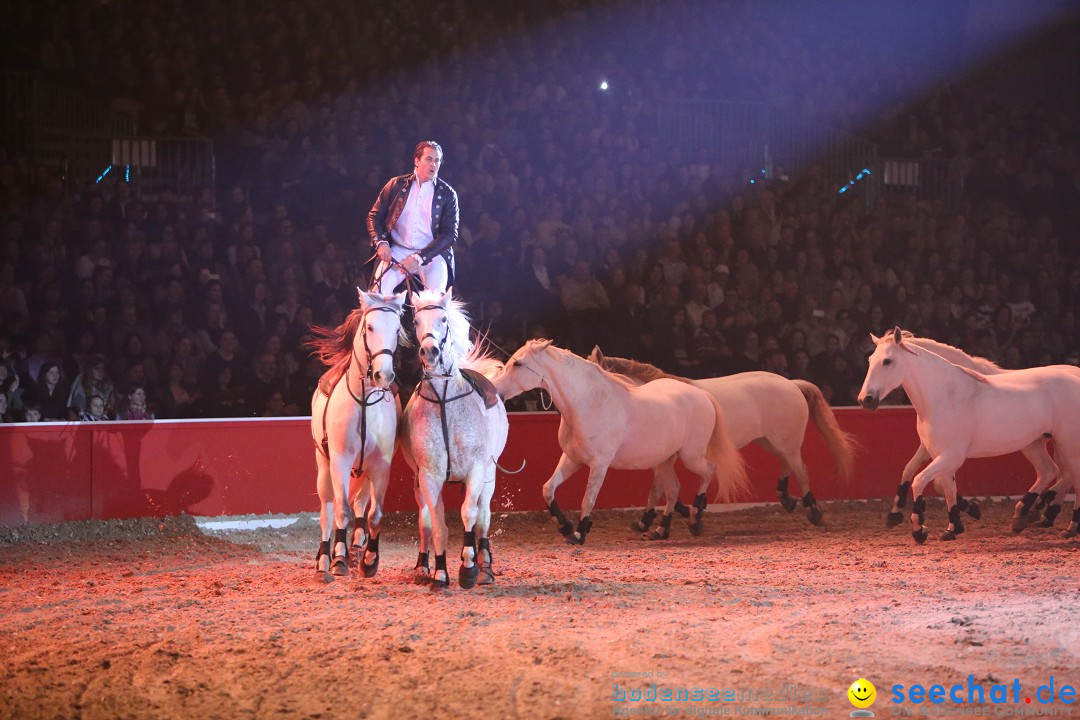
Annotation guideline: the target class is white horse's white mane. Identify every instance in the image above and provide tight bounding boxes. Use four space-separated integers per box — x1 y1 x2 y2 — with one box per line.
530 341 638 389
414 290 503 377
884 331 990 384
901 332 1002 374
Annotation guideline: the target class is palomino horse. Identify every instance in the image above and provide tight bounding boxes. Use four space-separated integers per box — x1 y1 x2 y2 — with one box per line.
401 289 508 589
859 327 1080 543
309 289 406 578
884 333 1078 533
492 340 749 544
588 347 855 531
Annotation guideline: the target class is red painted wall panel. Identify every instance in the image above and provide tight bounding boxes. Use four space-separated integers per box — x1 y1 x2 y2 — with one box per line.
0 408 1040 527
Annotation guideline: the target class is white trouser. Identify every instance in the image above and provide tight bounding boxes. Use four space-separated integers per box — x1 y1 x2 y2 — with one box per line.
374 244 449 294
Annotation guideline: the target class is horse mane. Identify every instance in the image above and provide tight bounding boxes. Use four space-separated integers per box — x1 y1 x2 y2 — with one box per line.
307 306 365 375
597 354 696 387
887 331 991 384
413 290 504 378
306 297 408 374
903 333 1003 374
542 343 641 389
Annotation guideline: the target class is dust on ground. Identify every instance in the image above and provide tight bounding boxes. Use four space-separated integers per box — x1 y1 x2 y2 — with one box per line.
2 498 1078 720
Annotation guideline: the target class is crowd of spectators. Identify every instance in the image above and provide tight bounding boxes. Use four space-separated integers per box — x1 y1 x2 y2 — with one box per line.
2 0 1079 421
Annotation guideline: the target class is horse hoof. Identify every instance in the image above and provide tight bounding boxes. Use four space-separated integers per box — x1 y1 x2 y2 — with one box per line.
361 555 379 578
688 521 704 537
412 567 431 584
565 532 585 546
430 573 450 590
674 500 691 518
478 563 495 585
330 558 350 577
315 570 333 584
628 521 647 532
348 544 364 567
1061 528 1079 539
886 512 904 528
1011 517 1029 534
912 528 929 544
458 563 479 590
940 530 957 541
807 507 824 526
557 522 575 539
965 501 981 520
779 496 798 512
953 520 965 535
642 529 669 541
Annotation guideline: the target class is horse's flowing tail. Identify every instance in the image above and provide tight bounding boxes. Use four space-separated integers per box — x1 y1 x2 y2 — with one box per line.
792 379 857 484
705 395 750 503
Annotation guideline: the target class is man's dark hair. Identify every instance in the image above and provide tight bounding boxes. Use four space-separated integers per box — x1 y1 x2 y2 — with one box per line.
414 141 443 161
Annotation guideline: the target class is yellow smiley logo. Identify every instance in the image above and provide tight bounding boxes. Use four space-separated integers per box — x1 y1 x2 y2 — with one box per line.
848 678 876 708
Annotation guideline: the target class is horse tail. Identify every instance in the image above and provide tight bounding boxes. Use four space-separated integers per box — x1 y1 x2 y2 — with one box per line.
705 395 750 503
792 379 857 485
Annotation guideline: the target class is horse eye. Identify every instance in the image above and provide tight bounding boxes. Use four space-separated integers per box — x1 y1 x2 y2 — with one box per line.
883 359 892 366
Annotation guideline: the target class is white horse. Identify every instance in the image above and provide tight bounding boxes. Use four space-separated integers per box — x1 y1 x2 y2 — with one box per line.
589 347 855 531
858 327 1080 543
401 289 508 589
884 333 1079 533
492 340 749 544
309 289 406 578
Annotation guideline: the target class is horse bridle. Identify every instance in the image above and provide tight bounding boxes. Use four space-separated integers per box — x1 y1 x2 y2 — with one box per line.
414 304 453 378
353 305 401 384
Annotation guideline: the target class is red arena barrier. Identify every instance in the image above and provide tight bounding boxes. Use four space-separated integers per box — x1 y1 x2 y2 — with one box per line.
0 408 1040 527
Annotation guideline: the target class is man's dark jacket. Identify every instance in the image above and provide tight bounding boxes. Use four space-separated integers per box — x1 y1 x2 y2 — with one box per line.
366 174 459 285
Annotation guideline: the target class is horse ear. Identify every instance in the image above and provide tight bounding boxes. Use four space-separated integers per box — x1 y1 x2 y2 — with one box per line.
587 345 604 362
357 286 370 308
391 290 407 312
869 332 882 345
892 326 903 345
536 339 553 350
440 287 453 307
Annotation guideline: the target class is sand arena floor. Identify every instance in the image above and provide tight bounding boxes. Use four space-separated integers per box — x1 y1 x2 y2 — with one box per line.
2 498 1079 720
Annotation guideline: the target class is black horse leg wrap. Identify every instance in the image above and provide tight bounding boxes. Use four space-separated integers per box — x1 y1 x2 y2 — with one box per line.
365 535 379 553
777 476 791 497
1040 490 1057 506
948 505 961 528
1019 491 1039 512
415 551 429 569
956 495 969 512
316 541 330 560
912 496 926 521
478 537 492 562
1043 505 1062 523
640 508 658 528
693 492 708 512
802 491 816 508
660 513 673 530
577 516 593 536
1072 508 1080 523
435 553 447 572
463 530 476 557
896 481 912 508
674 500 690 516
548 500 568 524
333 528 349 547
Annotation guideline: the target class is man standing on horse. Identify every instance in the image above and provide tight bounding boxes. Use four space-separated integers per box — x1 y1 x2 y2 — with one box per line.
366 141 459 294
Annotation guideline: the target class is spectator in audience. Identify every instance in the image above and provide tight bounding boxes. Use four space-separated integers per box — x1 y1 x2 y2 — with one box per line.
116 385 154 420
67 355 116 420
79 394 110 421
25 362 68 421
